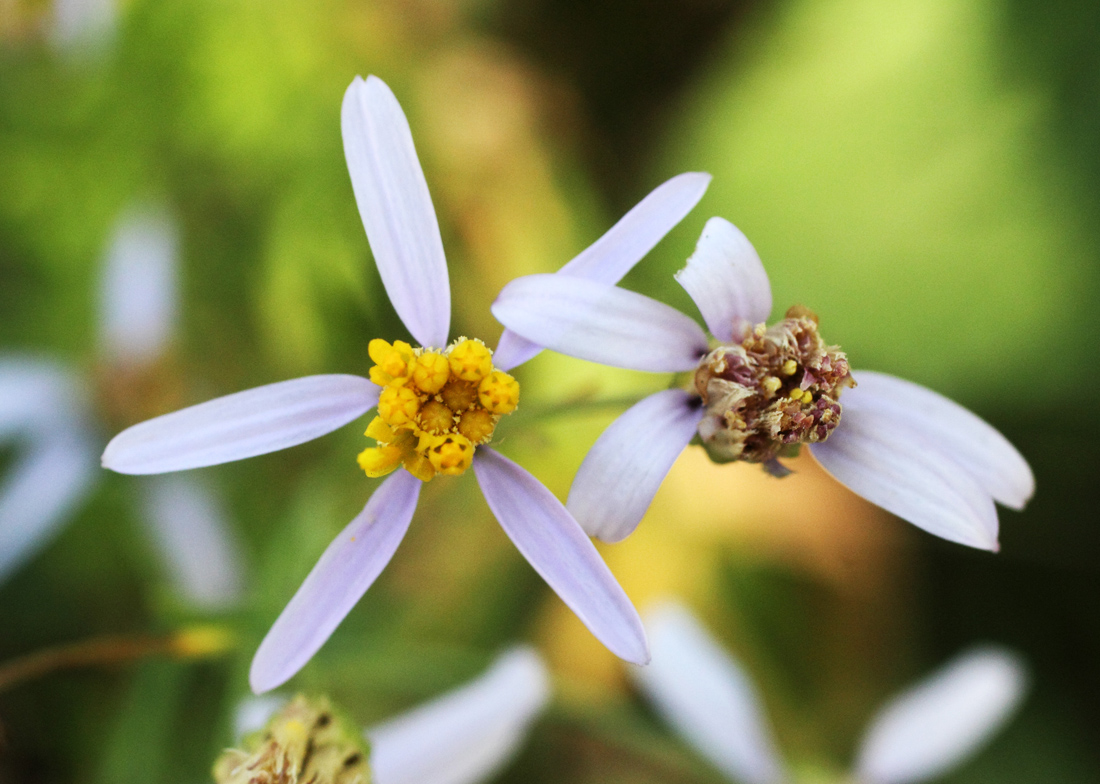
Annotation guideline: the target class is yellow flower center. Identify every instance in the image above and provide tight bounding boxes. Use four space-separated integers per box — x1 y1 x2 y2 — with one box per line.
358 337 520 482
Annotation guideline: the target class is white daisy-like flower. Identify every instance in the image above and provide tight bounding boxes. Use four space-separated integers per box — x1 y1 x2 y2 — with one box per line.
102 75 712 692
224 646 549 784
492 217 1034 550
633 601 1027 784
0 205 244 608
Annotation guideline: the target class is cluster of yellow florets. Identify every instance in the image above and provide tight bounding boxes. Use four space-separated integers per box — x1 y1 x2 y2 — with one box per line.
358 337 520 482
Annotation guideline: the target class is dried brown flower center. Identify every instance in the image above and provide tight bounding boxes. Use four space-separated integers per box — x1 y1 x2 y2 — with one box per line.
693 306 853 470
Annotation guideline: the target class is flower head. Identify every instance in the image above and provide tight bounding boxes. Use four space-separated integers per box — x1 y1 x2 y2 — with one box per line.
632 601 1027 784
101 74 713 691
492 217 1034 550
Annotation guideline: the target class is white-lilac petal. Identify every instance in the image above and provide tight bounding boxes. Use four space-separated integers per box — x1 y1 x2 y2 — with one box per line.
49 0 115 55
492 275 707 373
568 389 702 543
842 371 1033 510
102 374 379 474
493 173 711 370
141 474 245 609
0 358 85 437
675 217 772 342
632 601 787 784
232 694 288 739
368 646 550 784
856 648 1027 784
0 432 97 583
473 448 649 664
98 204 180 367
810 410 1000 551
249 470 421 693
342 75 450 349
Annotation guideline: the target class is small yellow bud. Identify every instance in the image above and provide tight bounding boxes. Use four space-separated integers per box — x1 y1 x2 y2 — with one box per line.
788 388 804 402
781 359 798 375
427 434 474 475
403 452 437 482
412 351 450 394
478 371 520 415
448 339 493 382
762 376 782 394
378 386 421 426
440 379 478 412
418 400 455 434
458 408 496 443
364 416 394 443
357 445 404 477
368 338 392 365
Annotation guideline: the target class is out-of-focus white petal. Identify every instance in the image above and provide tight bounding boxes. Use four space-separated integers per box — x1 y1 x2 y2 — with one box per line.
631 601 787 784
841 371 1034 510
0 358 84 437
855 648 1027 784
494 173 711 370
249 471 421 693
342 75 450 349
49 0 116 56
492 275 707 373
568 390 702 543
810 405 1000 551
368 646 550 784
102 375 379 474
473 448 649 664
98 204 180 367
233 695 288 740
674 217 772 342
0 432 98 583
140 474 245 609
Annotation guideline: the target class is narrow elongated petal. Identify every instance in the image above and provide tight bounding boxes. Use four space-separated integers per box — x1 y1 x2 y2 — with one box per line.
494 173 711 370
810 406 1000 550
492 275 707 372
98 204 179 366
343 75 450 348
0 358 84 437
674 217 772 342
856 648 1027 784
568 390 702 542
368 647 550 784
141 474 245 608
473 448 649 664
0 433 97 583
841 371 1034 510
102 375 379 474
250 471 421 693
631 602 787 784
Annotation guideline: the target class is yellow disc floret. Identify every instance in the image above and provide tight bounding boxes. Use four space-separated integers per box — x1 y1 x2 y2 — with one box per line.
478 371 520 415
361 336 520 482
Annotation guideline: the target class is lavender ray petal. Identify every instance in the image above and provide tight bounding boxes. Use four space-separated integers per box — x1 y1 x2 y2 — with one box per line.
249 471 421 693
102 375 379 475
567 390 702 542
342 75 450 349
843 371 1034 510
856 648 1028 784
492 275 708 373
368 646 550 784
674 217 772 342
631 601 788 784
473 448 649 664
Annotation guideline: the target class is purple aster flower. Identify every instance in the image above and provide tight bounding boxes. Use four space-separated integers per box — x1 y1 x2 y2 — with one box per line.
492 217 1034 551
632 601 1027 784
0 205 244 607
102 75 712 692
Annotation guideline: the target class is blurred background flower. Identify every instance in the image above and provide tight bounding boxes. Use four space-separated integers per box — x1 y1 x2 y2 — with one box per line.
1 0 1098 781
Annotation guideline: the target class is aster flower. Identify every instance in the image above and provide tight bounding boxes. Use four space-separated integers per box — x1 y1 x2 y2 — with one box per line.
223 646 549 784
102 75 711 692
0 205 244 607
492 217 1034 550
632 601 1027 784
